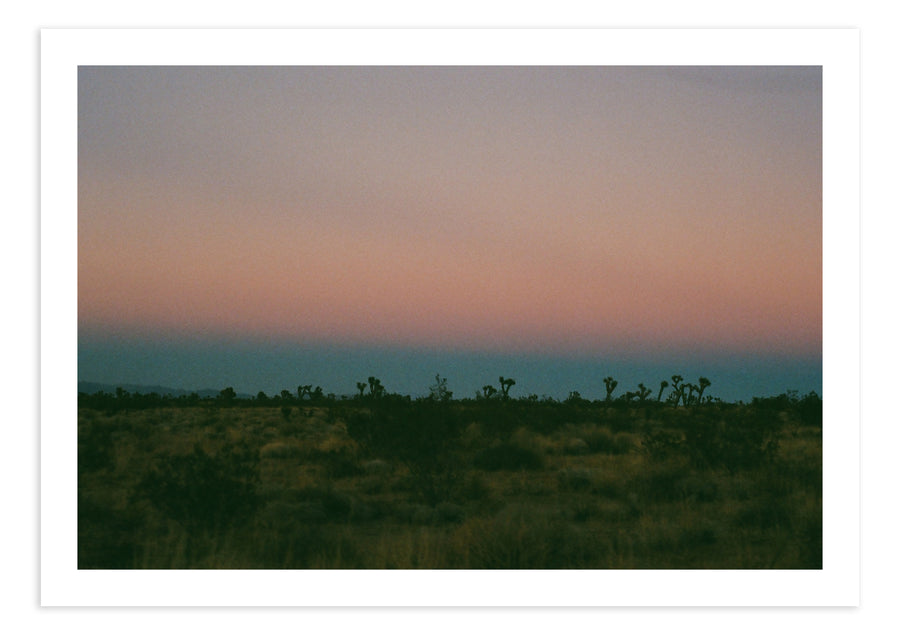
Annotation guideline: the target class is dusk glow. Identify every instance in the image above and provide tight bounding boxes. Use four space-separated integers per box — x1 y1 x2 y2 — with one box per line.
78 65 822 400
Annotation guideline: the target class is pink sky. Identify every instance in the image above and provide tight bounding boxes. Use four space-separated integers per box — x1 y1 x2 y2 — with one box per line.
79 66 821 358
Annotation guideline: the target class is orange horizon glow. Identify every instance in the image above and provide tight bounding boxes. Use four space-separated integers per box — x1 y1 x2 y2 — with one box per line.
79 66 821 360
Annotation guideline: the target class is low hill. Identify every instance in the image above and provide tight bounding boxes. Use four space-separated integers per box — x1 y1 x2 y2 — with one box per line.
77 381 249 399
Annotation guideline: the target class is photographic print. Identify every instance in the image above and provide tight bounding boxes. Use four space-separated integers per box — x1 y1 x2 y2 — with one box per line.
42 28 859 606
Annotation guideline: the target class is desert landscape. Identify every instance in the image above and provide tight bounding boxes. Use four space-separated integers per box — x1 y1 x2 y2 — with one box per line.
78 376 822 569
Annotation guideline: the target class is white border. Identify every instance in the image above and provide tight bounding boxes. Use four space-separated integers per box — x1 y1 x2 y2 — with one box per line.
41 28 859 606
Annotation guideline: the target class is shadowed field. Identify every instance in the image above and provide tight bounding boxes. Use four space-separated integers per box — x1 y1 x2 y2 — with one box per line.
78 386 822 569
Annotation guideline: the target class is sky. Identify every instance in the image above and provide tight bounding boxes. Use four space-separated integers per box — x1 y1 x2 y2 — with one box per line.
78 65 822 401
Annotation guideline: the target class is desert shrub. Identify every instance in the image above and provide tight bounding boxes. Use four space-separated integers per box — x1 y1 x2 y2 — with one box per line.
258 499 326 526
796 505 823 568
251 518 361 568
473 442 545 471
395 502 463 525
277 484 355 523
133 442 260 532
557 467 595 492
361 459 392 476
435 501 466 523
78 422 116 474
677 522 721 550
591 472 628 500
315 486 353 520
259 441 302 459
78 492 141 568
459 506 595 568
346 398 463 504
630 460 692 503
612 432 637 454
582 427 634 454
317 446 363 478
604 409 640 433
563 437 590 455
641 428 684 462
456 472 492 502
568 500 598 522
676 474 719 503
682 412 781 472
798 392 823 428
642 410 781 473
733 497 793 530
278 417 306 436
395 502 445 525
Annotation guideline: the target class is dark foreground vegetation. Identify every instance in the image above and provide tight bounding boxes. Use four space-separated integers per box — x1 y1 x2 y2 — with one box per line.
78 375 822 569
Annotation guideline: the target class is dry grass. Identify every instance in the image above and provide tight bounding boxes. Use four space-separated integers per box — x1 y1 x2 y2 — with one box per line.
78 402 822 569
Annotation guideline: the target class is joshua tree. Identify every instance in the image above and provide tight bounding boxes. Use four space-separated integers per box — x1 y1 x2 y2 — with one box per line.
657 380 669 402
499 376 516 399
684 383 697 406
670 375 684 407
603 376 618 402
696 377 711 403
429 374 453 402
367 376 385 399
481 385 498 399
297 384 313 400
636 383 652 403
356 382 367 399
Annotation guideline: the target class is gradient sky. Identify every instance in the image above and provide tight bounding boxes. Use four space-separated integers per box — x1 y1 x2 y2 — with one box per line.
78 66 822 400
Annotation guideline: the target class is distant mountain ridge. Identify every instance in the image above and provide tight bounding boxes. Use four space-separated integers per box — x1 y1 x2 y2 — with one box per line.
78 381 251 399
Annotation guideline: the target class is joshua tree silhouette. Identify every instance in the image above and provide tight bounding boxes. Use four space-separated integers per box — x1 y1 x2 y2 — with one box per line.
429 374 453 402
657 380 669 402
603 376 618 402
670 375 684 407
636 383 652 403
697 377 711 403
481 385 498 399
684 383 697 406
367 376 385 399
499 376 516 399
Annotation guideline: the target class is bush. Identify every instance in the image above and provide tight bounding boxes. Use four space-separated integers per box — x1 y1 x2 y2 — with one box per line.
682 413 781 472
583 427 634 454
78 423 116 473
133 442 260 531
473 443 545 471
798 392 823 427
557 467 595 491
642 410 781 472
563 437 590 455
259 441 302 459
459 506 594 568
346 398 463 504
78 492 140 568
641 428 684 462
317 446 363 478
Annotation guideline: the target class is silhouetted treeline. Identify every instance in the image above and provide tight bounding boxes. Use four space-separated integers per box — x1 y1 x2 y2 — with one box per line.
79 374 822 428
